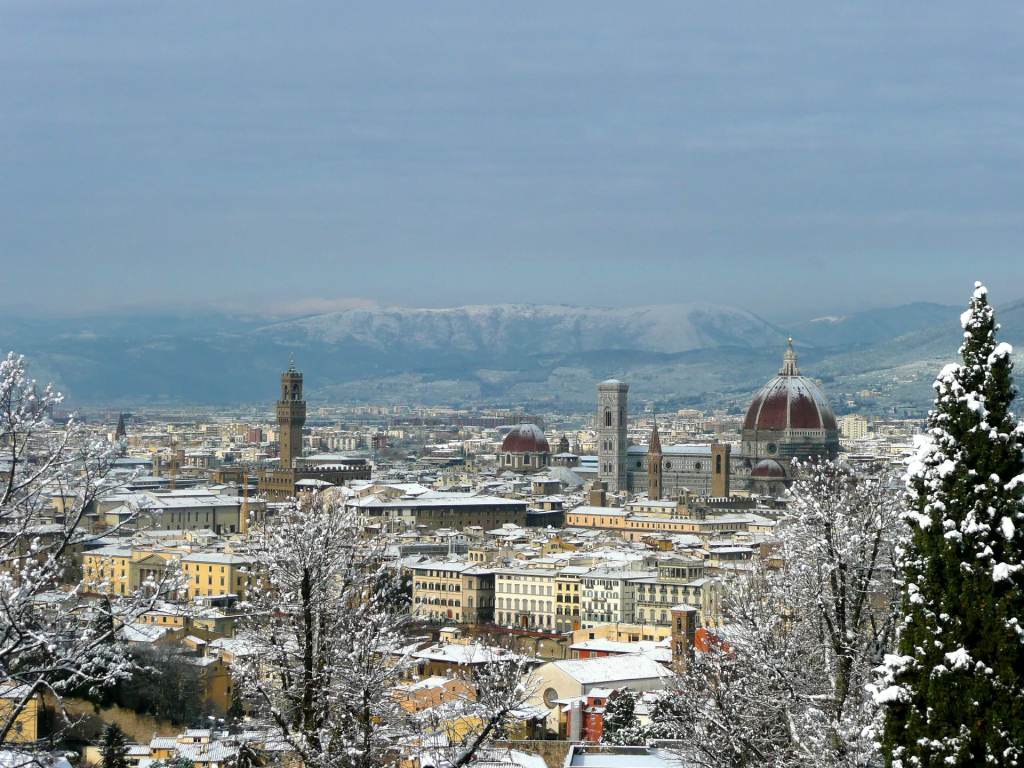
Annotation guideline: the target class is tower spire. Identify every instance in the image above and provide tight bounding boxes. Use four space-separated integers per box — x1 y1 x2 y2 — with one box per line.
779 337 800 376
114 413 127 441
647 414 663 501
649 415 662 454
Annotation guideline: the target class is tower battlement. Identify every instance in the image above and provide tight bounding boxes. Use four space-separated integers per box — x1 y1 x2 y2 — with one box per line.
277 359 306 469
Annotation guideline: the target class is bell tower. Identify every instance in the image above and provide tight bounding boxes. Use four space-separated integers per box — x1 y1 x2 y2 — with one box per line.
278 357 306 468
647 418 662 501
597 379 629 493
711 443 731 498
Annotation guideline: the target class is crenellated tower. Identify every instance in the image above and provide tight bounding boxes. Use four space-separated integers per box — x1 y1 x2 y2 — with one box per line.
277 357 306 468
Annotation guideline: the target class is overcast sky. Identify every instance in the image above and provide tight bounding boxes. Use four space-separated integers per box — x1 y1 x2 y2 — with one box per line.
3 1 1024 322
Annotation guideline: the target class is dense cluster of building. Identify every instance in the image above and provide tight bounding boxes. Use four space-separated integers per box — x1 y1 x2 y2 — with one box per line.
1 347 924 768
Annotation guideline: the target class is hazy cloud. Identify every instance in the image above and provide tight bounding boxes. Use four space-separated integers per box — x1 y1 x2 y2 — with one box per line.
2 1 1023 322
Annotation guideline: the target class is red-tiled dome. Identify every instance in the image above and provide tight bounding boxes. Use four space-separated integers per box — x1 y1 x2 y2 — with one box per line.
743 341 838 433
751 458 787 478
501 423 550 454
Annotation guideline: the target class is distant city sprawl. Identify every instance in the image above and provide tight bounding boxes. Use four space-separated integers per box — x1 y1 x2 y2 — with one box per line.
0 284 1021 768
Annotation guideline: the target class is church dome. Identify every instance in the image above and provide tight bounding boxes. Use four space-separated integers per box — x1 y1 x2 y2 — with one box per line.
743 340 838 433
751 458 787 478
501 423 550 454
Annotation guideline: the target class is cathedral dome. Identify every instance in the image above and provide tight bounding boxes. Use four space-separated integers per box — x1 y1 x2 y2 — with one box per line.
751 458 787 478
739 339 841 470
743 341 838 433
501 423 550 454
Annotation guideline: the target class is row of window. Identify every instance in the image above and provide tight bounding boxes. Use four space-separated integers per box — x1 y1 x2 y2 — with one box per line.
401 508 521 518
497 612 553 627
497 582 552 595
183 563 233 573
497 598 552 612
189 575 248 587
415 597 461 607
415 581 460 592
503 453 546 466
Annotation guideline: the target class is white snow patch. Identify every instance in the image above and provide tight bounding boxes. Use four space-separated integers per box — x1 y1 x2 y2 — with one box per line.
993 562 1016 582
872 685 907 704
944 648 971 670
990 342 1013 361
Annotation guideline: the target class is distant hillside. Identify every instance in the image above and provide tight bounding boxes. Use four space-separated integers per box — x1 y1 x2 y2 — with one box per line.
252 303 789 357
0 299 1019 411
789 303 961 348
820 299 1024 374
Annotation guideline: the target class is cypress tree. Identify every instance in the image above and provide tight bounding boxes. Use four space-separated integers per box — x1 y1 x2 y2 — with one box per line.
877 283 1024 767
99 722 129 768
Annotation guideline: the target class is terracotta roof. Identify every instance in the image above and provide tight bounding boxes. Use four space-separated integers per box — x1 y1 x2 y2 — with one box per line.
751 459 787 478
743 345 837 432
501 424 550 454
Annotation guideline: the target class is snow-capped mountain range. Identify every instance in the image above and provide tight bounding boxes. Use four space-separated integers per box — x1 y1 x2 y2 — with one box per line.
0 299 1015 409
251 303 788 356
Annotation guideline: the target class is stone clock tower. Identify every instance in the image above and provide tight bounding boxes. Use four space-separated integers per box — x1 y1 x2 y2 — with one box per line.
277 358 306 468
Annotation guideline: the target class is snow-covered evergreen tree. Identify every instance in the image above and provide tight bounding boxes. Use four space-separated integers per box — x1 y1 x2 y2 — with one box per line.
876 283 1024 767
601 688 646 746
99 722 129 768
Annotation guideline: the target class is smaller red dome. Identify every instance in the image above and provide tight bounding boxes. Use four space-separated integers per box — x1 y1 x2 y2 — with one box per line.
751 459 787 478
501 424 550 454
